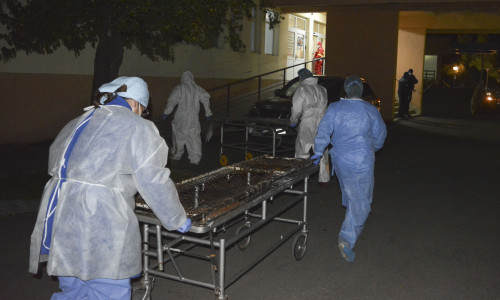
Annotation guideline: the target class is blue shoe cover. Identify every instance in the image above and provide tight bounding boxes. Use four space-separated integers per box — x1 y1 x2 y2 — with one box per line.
338 242 355 262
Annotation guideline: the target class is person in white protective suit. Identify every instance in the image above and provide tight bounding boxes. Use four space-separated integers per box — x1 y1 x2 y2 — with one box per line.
29 76 191 300
290 68 330 184
311 75 387 262
163 71 212 165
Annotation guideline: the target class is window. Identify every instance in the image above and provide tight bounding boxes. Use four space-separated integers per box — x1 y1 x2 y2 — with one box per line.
313 21 326 52
264 12 279 55
296 17 306 31
250 7 256 52
314 22 326 36
208 30 221 49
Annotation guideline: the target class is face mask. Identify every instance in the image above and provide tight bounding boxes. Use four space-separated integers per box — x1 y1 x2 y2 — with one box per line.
138 104 149 118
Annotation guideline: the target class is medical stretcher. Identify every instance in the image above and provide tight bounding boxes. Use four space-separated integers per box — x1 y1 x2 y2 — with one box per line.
214 117 297 166
134 156 318 299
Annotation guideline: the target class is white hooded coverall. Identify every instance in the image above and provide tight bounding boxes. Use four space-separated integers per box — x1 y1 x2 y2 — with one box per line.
164 71 212 164
290 77 330 182
29 103 187 280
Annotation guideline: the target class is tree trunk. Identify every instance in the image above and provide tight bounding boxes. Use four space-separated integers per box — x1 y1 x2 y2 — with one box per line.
90 31 124 104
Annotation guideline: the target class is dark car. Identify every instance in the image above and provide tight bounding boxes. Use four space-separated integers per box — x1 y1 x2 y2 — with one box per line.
482 80 500 110
249 75 381 119
484 89 499 108
471 81 500 115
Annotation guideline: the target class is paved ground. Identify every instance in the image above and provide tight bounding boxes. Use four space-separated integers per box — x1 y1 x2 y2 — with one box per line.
1 112 499 299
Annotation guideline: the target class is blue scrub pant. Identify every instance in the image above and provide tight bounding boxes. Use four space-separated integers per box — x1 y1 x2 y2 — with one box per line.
335 163 373 249
51 277 131 300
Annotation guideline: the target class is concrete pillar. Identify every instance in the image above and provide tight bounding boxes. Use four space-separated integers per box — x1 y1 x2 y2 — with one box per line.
396 28 426 115
325 8 399 121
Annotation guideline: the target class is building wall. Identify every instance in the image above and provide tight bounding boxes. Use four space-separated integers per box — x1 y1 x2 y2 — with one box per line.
3 2 500 144
396 11 500 115
325 8 400 121
273 0 500 8
0 73 244 144
279 2 500 121
1 13 289 145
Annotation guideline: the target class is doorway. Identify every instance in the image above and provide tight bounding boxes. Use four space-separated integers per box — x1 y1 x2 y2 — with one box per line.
287 15 307 80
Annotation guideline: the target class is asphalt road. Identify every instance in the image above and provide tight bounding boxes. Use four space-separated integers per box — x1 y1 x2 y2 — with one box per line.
1 115 499 299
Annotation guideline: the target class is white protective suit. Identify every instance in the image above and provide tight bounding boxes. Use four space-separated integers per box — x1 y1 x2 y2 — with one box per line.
29 103 186 280
290 77 330 183
164 71 212 164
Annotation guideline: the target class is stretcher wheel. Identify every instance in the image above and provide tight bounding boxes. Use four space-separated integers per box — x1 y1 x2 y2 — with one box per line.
244 152 253 161
131 287 148 300
220 154 228 166
292 233 307 261
236 222 251 250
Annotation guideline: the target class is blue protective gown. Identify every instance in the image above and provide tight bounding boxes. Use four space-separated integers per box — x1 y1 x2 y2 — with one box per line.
314 98 386 248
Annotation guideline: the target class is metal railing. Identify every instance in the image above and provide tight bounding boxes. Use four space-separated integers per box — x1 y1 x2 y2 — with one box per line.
206 58 326 117
423 70 435 79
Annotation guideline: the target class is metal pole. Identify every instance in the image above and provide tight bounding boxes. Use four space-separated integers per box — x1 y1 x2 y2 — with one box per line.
303 176 308 233
486 68 489 89
258 75 261 101
142 224 152 300
156 225 164 271
480 53 484 83
217 239 227 300
226 85 231 117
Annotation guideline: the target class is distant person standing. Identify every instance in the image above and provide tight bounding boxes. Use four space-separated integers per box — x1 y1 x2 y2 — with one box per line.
313 42 325 75
407 68 418 103
408 69 418 117
397 72 410 118
163 71 212 165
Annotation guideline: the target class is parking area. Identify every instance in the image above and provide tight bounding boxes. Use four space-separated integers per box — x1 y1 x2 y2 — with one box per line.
1 115 499 299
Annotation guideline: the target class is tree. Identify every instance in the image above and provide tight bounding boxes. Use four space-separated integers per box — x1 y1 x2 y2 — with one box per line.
0 0 283 100
455 34 499 83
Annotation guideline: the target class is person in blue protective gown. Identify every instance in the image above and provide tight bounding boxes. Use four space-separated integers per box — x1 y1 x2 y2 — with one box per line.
290 68 330 184
29 76 192 299
311 75 387 262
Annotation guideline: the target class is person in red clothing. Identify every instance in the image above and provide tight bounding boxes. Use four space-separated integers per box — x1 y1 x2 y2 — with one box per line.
313 42 325 75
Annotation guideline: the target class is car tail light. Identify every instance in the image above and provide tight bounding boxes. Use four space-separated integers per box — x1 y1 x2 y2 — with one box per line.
486 92 493 101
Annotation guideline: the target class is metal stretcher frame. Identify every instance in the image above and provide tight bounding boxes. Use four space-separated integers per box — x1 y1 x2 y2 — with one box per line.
134 157 318 299
216 117 296 159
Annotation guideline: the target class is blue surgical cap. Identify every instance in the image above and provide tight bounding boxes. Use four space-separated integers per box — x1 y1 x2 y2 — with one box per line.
344 75 364 98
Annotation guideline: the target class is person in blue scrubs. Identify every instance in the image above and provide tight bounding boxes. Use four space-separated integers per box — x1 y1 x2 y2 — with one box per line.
311 75 387 262
29 77 191 299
